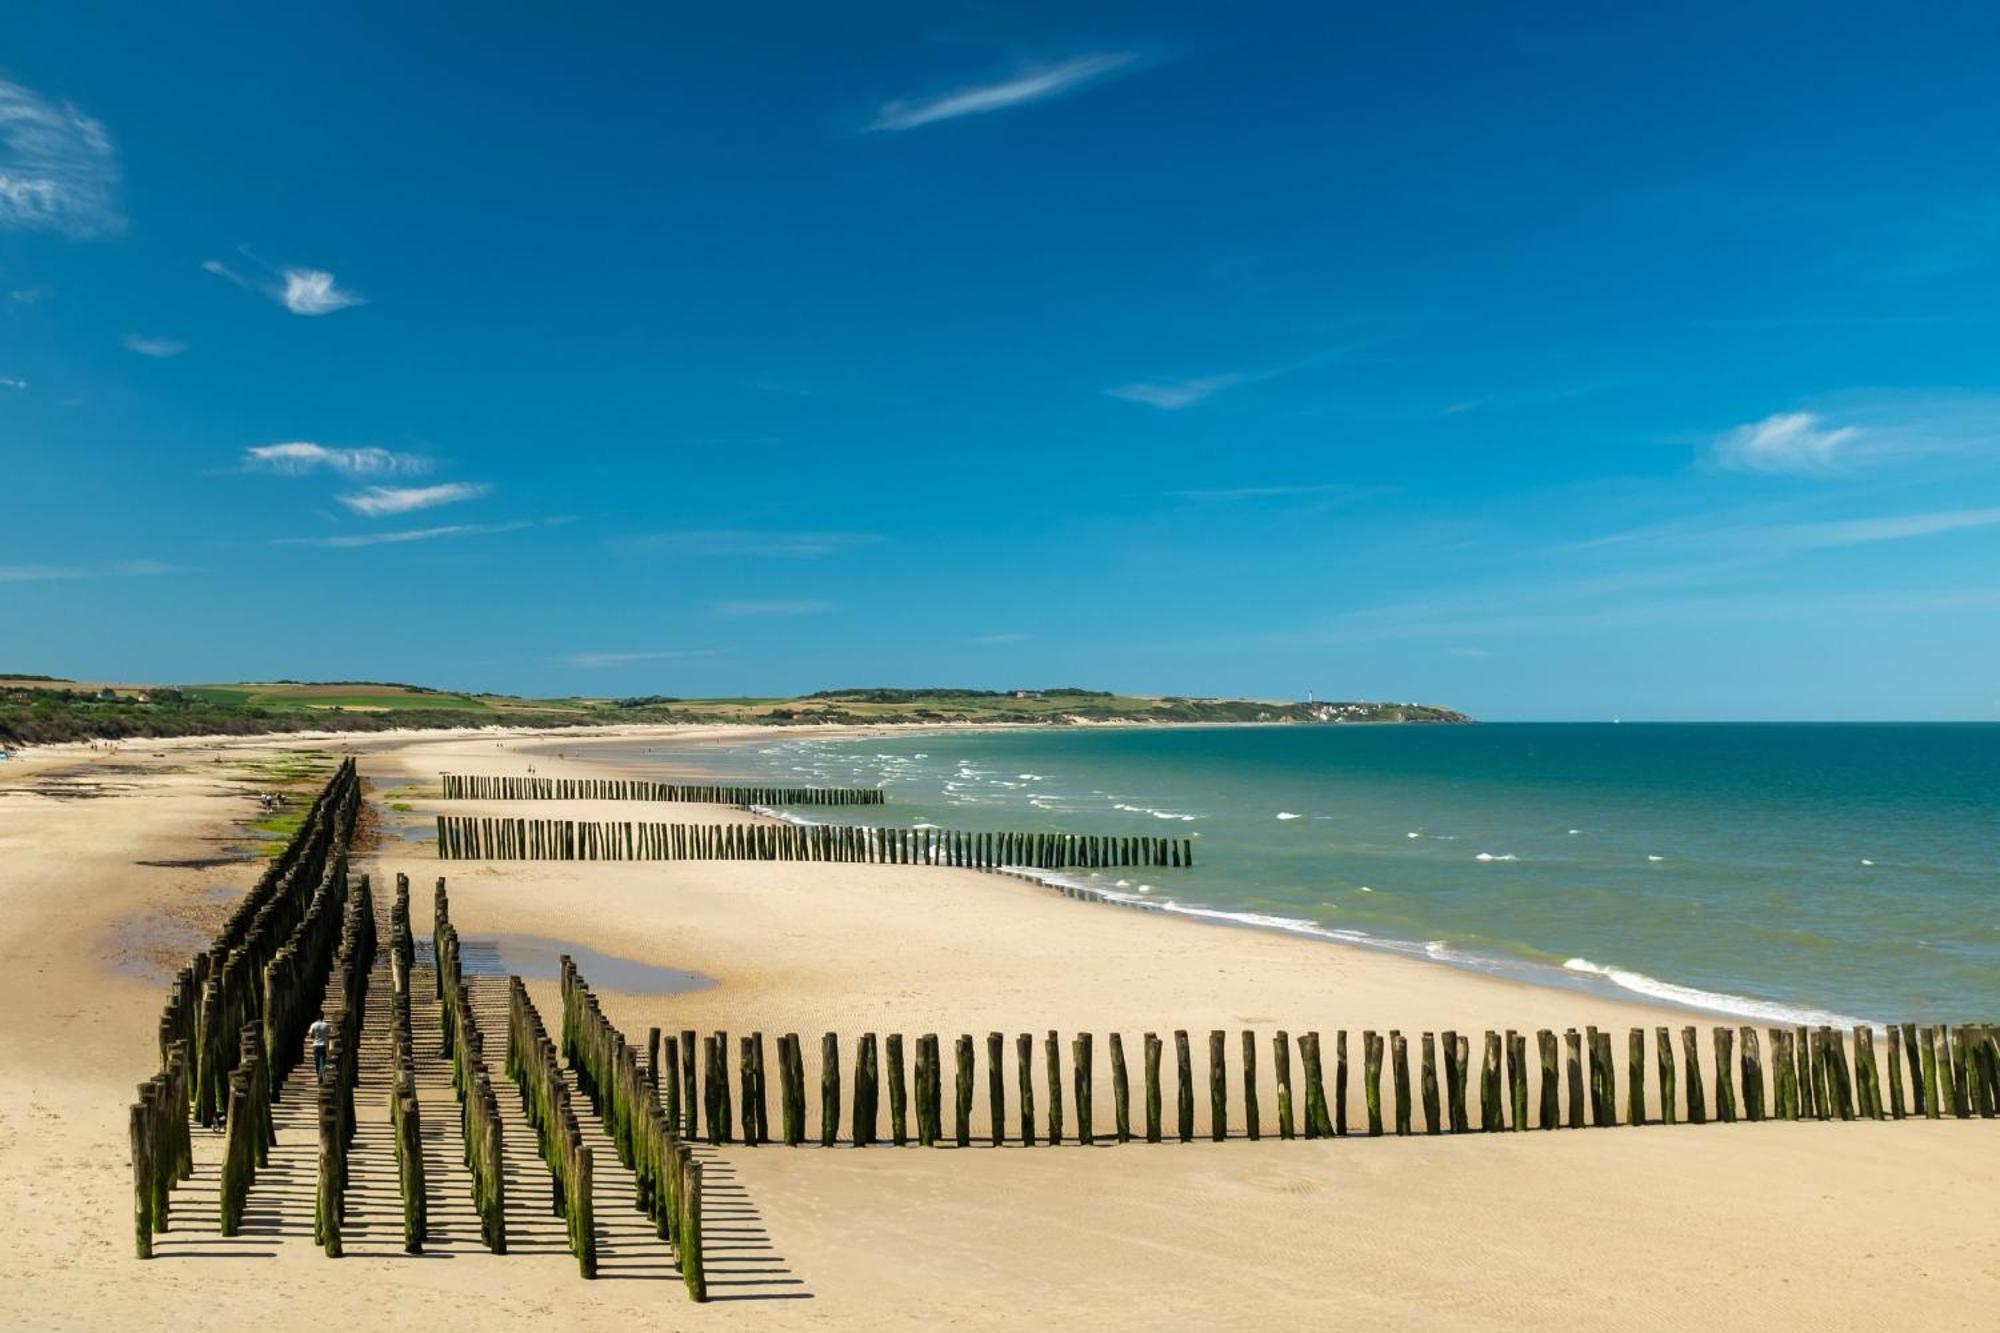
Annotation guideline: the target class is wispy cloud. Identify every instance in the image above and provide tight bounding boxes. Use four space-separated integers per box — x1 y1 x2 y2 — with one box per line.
1712 412 1861 475
122 333 187 358
564 648 730 669
714 599 836 618
970 632 1030 645
1106 373 1251 411
0 79 122 238
0 375 25 390
338 482 490 517
1573 505 2000 557
203 254 365 316
0 558 171 583
273 520 533 549
867 53 1137 133
244 442 432 476
627 531 881 558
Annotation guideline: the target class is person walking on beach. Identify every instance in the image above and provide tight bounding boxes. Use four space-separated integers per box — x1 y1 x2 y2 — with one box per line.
307 1013 332 1082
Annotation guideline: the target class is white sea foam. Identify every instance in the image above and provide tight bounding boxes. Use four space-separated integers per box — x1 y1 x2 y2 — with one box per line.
1646 855 1664 862
1357 885 1373 892
1276 812 1301 820
1561 958 1870 1027
1474 852 1518 862
1861 859 1874 866
1407 831 1421 838
1567 828 1581 835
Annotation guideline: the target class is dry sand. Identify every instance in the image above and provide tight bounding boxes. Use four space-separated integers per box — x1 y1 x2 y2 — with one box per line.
0 725 1993 1330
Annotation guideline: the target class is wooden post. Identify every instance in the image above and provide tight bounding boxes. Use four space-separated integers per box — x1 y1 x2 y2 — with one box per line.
1681 1027 1706 1125
1654 1027 1677 1126
1018 1033 1037 1146
1300 1032 1331 1139
1565 1029 1586 1128
820 1034 841 1147
954 1035 974 1147
1274 1031 1296 1140
853 1034 878 1147
1480 1031 1505 1131
1174 1030 1194 1143
989 1032 1007 1147
1537 1030 1559 1130
1336 1031 1352 1137
1508 1031 1529 1130
1799 1025 1818 1119
1738 1027 1763 1122
1074 1034 1094 1146
1886 1025 1907 1119
680 1028 699 1138
1143 1032 1162 1143
1047 1030 1066 1145
1391 1031 1412 1136
1853 1025 1883 1120
1625 1029 1646 1126
1421 1033 1442 1135
1110 1033 1131 1144
1209 1030 1228 1142
1241 1030 1260 1142
1919 1026 1941 1120
886 1034 908 1146
1713 1027 1736 1124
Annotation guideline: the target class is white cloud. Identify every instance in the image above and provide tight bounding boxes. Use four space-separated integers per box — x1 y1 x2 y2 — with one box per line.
273 520 533 549
337 482 490 517
123 334 187 358
278 267 364 316
868 53 1137 132
0 558 171 582
0 79 122 238
564 648 730 669
1761 506 2000 551
202 255 365 316
628 530 881 557
714 599 837 618
244 442 432 475
1712 412 1862 475
1106 373 1249 410
0 375 25 390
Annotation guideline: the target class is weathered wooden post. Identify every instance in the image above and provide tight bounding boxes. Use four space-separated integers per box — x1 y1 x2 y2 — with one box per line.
886 1034 908 1146
1390 1031 1412 1136
1443 1030 1469 1133
820 1033 841 1147
1241 1031 1260 1141
913 1036 935 1147
1047 1030 1066 1144
1737 1027 1763 1122
989 1032 1007 1147
680 1028 699 1138
1209 1030 1228 1141
1713 1027 1737 1124
1300 1032 1331 1138
1544 1024 1560 1120
1565 1029 1586 1129
956 1024 980 1144
1274 1031 1296 1140
1886 1025 1907 1119
1336 1031 1352 1136
1481 1031 1506 1131
1919 1026 1941 1120
1507 1031 1528 1130
853 1034 879 1147
1019 1033 1039 1145
1681 1027 1706 1124
1174 1030 1194 1143
1420 1033 1442 1135
1143 1032 1163 1143
1074 1034 1095 1146
1768 1028 1795 1120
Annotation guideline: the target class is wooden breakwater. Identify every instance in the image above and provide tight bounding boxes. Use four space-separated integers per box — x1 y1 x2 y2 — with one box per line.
441 773 883 805
132 759 361 1258
626 1020 1998 1149
434 814 1192 869
506 977 596 1277
560 956 706 1300
434 882 507 1253
314 871 375 1256
386 873 425 1254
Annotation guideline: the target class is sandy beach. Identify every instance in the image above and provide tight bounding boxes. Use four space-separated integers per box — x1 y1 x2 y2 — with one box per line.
1 724 1993 1330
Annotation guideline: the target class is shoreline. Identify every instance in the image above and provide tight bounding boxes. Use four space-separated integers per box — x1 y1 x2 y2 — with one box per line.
515 723 1879 1031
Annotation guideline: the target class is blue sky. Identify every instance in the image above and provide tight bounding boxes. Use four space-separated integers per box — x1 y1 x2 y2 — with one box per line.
4 3 1999 720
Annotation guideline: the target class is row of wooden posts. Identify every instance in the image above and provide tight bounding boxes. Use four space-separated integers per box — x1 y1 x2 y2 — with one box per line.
630 1020 2000 1149
441 772 884 805
435 814 1193 870
313 872 375 1256
387 874 426 1254
506 977 598 1277
560 956 707 1301
434 883 508 1252
133 760 361 1258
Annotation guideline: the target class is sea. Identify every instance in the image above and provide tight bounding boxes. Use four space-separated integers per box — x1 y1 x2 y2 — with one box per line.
595 724 1998 1025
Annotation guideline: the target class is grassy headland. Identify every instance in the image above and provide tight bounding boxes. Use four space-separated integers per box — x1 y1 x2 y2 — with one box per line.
0 677 1470 747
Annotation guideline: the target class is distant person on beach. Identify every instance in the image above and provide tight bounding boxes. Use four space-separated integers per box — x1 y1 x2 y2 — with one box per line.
307 1014 331 1081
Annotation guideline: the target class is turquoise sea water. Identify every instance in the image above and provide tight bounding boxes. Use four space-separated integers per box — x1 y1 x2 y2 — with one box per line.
605 725 1998 1023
